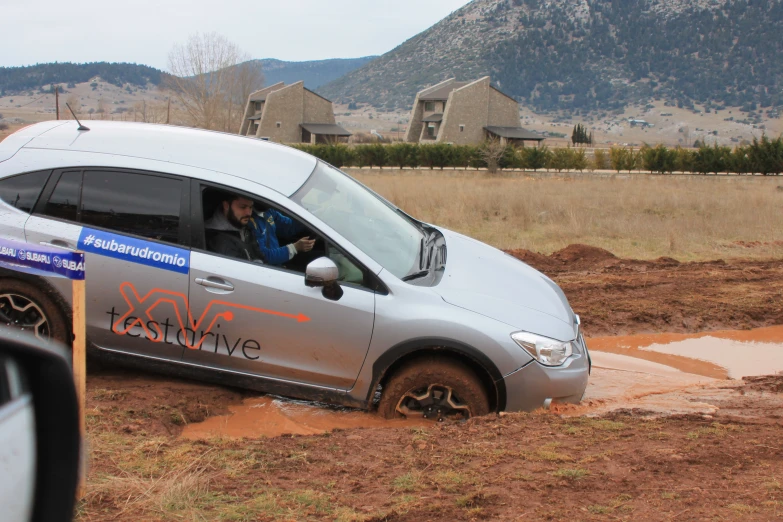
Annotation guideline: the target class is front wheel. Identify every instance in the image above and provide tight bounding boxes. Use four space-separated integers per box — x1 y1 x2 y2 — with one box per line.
377 357 490 421
0 279 69 345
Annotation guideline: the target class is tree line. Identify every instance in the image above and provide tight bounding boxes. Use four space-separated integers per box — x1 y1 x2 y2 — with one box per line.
292 136 783 175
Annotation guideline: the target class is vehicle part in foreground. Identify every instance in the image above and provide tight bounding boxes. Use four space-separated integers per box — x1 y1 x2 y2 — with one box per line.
0 331 80 522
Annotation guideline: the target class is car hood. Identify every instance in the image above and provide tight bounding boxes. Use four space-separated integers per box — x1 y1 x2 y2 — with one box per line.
433 229 577 342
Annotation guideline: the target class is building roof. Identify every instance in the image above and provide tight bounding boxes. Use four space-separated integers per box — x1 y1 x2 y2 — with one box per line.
421 113 443 123
419 82 469 101
485 126 545 141
301 123 352 136
3 121 317 197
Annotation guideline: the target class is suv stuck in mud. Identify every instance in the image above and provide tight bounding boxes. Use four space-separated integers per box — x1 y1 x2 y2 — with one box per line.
0 121 589 420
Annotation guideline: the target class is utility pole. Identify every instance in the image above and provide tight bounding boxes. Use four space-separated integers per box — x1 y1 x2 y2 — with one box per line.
166 98 170 124
55 86 60 120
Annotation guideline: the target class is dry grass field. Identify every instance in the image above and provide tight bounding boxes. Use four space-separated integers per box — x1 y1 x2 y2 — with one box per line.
352 170 783 262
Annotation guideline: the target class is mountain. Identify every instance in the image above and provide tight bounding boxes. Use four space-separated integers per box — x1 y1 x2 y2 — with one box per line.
0 62 166 94
317 0 783 114
255 57 377 90
0 57 377 96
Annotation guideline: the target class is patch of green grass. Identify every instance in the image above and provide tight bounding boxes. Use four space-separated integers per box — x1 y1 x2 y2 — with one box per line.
393 472 420 492
552 468 590 481
661 491 679 500
535 449 574 462
431 471 474 492
727 503 756 514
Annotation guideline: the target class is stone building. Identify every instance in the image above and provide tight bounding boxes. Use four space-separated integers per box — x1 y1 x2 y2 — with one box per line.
239 81 351 144
404 77 544 146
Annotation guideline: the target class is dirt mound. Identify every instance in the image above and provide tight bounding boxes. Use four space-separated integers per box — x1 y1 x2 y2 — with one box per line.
505 244 620 272
504 248 559 271
551 244 618 265
744 375 783 393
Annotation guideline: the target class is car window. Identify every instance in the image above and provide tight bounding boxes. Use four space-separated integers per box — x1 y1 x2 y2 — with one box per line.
200 186 367 287
292 161 423 279
0 171 50 213
44 170 82 222
80 170 182 244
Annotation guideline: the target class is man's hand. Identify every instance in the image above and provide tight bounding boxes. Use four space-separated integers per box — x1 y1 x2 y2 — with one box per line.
293 237 315 253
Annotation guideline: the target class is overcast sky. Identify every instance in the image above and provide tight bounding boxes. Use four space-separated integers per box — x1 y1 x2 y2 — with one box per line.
1 0 472 70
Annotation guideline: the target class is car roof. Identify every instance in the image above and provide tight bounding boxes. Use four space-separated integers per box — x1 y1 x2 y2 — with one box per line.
9 120 318 196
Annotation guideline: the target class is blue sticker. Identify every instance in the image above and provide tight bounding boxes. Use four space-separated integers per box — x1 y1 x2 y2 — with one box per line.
0 237 85 280
78 228 190 274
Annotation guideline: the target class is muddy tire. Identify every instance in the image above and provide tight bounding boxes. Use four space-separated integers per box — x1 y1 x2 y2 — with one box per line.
377 357 490 421
0 278 70 345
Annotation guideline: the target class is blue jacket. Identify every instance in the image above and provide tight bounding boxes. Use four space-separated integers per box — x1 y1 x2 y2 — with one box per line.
248 210 303 265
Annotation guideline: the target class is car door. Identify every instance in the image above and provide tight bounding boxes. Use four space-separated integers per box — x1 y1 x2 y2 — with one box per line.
182 182 376 390
25 168 190 361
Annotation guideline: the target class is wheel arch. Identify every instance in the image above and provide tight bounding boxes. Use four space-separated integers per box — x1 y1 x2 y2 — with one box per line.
369 338 507 412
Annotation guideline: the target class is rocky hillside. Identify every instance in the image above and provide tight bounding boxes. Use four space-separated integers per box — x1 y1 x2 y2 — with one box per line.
256 57 376 90
318 0 783 114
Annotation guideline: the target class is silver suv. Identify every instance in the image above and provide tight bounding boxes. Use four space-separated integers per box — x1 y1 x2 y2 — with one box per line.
0 121 589 420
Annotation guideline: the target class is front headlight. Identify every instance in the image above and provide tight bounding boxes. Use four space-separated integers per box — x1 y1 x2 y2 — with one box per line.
511 331 574 367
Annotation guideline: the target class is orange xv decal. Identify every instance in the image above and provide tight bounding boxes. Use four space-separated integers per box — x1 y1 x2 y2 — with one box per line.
111 281 310 350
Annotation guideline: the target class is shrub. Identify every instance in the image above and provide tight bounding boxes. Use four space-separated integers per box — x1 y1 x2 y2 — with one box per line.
418 144 452 169
548 148 573 172
641 144 676 174
354 143 388 168
520 145 551 171
386 143 419 169
592 149 609 170
747 135 783 175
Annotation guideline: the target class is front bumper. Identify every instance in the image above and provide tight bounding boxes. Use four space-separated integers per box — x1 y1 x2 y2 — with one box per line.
501 337 590 412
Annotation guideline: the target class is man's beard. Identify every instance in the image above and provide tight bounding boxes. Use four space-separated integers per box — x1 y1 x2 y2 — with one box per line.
227 209 248 229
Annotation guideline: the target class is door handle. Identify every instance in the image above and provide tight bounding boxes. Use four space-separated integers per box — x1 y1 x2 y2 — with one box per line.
195 277 235 291
39 240 77 252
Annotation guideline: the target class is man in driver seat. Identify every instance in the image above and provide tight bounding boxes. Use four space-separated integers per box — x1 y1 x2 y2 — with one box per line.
205 194 314 264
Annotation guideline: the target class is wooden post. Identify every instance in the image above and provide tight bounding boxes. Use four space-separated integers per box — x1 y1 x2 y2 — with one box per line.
71 276 86 498
55 87 60 120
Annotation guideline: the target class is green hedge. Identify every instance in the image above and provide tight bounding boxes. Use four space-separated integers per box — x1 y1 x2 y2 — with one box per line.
292 136 783 175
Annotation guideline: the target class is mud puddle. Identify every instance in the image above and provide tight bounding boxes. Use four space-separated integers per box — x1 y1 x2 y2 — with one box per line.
588 325 783 379
182 326 783 439
182 396 425 440
582 325 783 415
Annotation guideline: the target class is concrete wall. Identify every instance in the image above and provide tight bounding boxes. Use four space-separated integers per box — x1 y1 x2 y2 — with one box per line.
439 77 490 145
303 90 336 124
487 87 520 128
404 78 457 143
238 82 285 135
256 82 305 143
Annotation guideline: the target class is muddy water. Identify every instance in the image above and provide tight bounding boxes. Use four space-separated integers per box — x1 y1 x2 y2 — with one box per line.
182 326 783 439
181 396 425 440
587 325 783 379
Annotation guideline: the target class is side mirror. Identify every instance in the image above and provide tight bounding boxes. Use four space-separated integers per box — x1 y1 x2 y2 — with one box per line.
305 257 343 301
305 257 339 288
0 331 80 522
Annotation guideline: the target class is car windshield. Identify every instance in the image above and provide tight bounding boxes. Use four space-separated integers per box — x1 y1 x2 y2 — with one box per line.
291 161 424 278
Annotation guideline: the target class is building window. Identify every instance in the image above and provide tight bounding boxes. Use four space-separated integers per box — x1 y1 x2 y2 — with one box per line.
276 122 281 128
424 101 435 112
427 124 436 138
255 102 262 111
459 125 465 132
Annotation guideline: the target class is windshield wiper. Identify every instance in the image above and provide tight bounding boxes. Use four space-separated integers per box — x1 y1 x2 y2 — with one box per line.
402 270 430 282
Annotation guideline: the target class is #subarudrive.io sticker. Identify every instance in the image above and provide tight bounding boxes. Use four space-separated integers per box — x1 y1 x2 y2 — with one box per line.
78 228 190 274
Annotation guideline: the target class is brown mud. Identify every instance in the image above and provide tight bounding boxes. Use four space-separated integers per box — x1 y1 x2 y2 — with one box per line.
78 246 783 520
507 245 783 336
